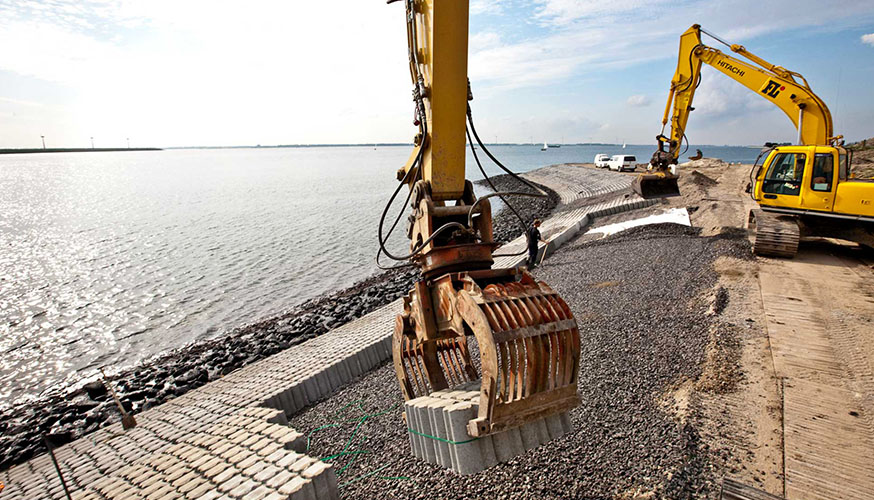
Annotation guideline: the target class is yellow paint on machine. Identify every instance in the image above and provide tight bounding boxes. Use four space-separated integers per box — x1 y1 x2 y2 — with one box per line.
753 145 874 218
419 0 468 201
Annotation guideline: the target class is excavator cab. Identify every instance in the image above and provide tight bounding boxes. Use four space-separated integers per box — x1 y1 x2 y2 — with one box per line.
632 136 681 199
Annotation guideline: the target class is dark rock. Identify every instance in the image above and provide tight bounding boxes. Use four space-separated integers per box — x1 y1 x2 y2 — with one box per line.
83 381 107 400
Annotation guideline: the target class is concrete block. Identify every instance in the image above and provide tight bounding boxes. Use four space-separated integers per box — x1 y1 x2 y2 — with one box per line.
279 476 314 500
476 433 499 470
560 413 573 434
493 426 525 463
334 359 351 384
302 462 337 500
313 371 331 397
290 384 307 410
545 414 565 440
519 420 542 451
277 389 295 415
427 399 455 467
443 402 481 475
302 377 319 404
404 397 427 460
407 398 429 461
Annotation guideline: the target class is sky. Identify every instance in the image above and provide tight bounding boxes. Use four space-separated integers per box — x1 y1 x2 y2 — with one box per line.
0 0 872 148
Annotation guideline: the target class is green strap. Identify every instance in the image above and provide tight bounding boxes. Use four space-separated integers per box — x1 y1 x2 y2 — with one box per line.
406 428 479 445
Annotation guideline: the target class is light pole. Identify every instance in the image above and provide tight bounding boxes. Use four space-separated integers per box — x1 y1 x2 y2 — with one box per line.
41 135 46 149
90 137 94 149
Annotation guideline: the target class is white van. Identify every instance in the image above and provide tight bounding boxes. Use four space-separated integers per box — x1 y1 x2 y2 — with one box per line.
593 154 610 168
608 155 637 172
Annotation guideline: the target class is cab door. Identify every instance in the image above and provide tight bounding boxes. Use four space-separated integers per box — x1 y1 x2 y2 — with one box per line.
757 148 808 210
800 147 837 212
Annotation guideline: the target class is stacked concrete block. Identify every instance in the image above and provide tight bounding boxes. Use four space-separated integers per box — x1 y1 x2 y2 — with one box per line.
0 301 401 500
258 333 394 418
404 381 573 474
66 407 337 500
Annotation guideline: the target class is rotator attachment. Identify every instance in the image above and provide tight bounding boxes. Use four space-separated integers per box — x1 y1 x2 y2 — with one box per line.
393 268 581 438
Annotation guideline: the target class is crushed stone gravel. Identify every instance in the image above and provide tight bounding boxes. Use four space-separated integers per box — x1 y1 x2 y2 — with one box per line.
290 223 753 499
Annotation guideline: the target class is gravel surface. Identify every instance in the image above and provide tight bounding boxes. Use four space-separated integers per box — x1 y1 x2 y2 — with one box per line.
290 223 753 499
0 177 558 474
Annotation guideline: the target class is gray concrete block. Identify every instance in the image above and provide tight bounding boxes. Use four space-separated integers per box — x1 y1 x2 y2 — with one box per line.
560 413 573 434
443 402 481 475
519 420 542 451
477 434 499 470
545 414 564 440
415 398 441 464
302 377 319 404
334 359 351 384
290 384 307 411
534 418 551 447
278 390 296 415
325 364 340 390
313 371 330 395
302 462 336 500
427 400 454 467
404 397 429 460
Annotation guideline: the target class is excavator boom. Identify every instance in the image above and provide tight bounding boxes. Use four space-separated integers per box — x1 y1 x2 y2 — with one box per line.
634 24 838 199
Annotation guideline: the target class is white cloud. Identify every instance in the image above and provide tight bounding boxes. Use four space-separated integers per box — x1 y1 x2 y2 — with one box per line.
0 0 413 147
471 0 504 15
863 33 874 46
535 0 669 25
1 0 873 147
627 95 650 107
470 31 503 51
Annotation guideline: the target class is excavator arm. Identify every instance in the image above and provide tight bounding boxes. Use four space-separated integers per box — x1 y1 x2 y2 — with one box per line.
634 24 840 198
385 0 581 439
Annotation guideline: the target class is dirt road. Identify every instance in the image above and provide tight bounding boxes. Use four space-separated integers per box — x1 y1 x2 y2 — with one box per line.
658 159 874 499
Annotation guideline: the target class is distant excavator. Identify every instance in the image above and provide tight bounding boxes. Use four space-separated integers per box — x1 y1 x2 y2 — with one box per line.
379 0 581 438
635 24 874 257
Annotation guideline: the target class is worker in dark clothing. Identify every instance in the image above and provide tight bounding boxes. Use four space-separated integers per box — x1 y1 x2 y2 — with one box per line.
527 219 545 269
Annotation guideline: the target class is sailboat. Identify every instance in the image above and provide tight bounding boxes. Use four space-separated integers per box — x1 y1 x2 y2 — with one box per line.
622 141 627 149
541 141 548 151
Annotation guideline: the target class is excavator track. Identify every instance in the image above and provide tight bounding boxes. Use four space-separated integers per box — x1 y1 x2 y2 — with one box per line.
749 209 800 258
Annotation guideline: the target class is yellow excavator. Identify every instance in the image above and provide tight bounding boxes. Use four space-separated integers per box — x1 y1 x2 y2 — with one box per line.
379 0 581 438
636 24 874 257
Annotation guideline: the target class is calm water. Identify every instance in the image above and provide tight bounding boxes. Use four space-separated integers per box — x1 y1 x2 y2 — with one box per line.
0 144 759 404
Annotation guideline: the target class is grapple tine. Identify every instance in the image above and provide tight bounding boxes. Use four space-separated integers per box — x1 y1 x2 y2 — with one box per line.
393 268 581 438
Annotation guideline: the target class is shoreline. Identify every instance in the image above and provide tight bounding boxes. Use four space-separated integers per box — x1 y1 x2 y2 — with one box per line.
0 148 161 154
0 173 558 473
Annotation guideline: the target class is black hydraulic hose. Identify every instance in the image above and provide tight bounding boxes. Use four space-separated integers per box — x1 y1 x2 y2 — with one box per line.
467 109 549 197
466 127 527 232
675 44 704 96
466 106 549 258
466 191 548 230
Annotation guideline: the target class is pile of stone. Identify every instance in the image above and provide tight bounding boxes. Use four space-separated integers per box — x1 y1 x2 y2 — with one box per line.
404 381 572 475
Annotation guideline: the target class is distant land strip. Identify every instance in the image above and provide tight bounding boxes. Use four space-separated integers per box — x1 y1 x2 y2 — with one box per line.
0 148 162 154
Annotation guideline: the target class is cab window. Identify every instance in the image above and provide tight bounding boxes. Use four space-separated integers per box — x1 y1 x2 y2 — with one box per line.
763 152 806 196
810 153 834 192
